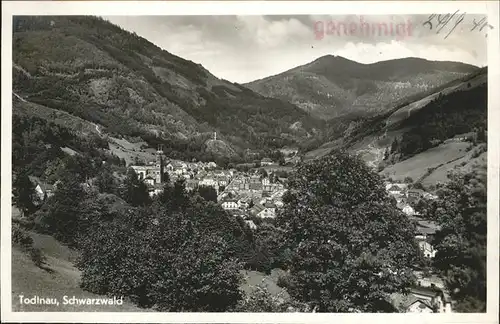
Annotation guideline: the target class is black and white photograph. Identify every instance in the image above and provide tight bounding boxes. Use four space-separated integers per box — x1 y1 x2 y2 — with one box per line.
1 1 499 323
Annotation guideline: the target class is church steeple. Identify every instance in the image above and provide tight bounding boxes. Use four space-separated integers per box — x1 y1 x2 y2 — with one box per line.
156 145 165 183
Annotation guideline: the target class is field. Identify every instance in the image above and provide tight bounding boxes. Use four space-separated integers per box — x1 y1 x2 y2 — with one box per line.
420 145 487 186
12 230 149 312
108 136 156 166
380 141 477 184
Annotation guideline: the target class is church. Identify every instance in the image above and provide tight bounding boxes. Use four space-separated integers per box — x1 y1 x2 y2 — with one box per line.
130 146 169 189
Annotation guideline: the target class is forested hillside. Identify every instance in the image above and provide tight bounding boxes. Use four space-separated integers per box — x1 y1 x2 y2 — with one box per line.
245 55 477 120
13 16 324 162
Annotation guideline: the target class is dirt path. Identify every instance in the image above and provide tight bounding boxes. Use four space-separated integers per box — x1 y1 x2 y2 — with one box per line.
13 91 27 102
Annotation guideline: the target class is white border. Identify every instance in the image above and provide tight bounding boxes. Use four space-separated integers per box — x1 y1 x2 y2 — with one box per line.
1 1 499 323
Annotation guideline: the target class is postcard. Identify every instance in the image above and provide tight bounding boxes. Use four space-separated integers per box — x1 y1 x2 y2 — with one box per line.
1 1 499 323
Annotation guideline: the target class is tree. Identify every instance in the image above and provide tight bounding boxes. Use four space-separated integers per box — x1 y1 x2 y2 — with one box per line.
277 151 419 312
258 168 268 179
171 178 189 210
430 166 487 312
248 223 291 273
383 148 390 161
390 138 399 154
12 169 37 216
121 168 150 207
95 165 117 194
196 185 217 202
404 176 414 184
78 196 246 311
34 177 85 246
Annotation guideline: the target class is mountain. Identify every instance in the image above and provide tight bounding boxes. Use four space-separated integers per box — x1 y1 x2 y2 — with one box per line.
244 55 479 120
304 67 488 186
12 16 324 163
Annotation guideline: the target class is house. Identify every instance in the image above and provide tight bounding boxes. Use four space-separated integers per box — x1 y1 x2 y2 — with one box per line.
245 220 257 230
249 182 263 191
207 161 217 169
423 192 439 200
413 218 441 240
391 286 451 313
387 185 404 196
185 179 199 192
262 177 271 186
407 188 425 203
280 147 299 156
238 197 251 210
285 155 302 165
445 132 476 143
217 176 230 187
414 272 446 290
147 183 163 197
144 176 155 187
221 199 239 210
199 177 217 188
410 286 451 313
261 157 274 166
418 240 437 258
277 177 288 185
257 201 277 218
385 183 408 191
274 199 284 208
402 204 416 216
406 298 435 313
28 176 55 202
407 189 424 198
250 203 266 217
34 182 54 202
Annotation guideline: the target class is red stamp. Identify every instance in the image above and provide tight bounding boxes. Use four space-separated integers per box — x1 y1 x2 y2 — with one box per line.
314 16 413 41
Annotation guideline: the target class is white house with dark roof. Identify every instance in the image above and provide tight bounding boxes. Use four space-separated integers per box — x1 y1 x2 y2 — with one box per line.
256 201 277 218
261 157 274 166
29 176 55 202
221 198 239 210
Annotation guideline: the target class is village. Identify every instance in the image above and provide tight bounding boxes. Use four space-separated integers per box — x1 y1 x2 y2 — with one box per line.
129 150 454 313
25 145 453 313
126 145 290 230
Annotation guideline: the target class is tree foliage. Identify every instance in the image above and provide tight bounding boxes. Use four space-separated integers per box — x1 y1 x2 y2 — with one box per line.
13 169 37 216
429 166 487 312
195 185 218 202
120 168 150 207
277 151 419 312
33 177 85 247
77 184 258 311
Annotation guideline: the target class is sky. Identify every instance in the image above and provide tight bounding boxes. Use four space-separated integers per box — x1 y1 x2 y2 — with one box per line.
104 14 489 83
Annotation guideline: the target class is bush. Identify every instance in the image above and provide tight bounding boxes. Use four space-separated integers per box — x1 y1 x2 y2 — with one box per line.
12 225 46 268
12 225 34 249
276 272 293 289
29 248 46 267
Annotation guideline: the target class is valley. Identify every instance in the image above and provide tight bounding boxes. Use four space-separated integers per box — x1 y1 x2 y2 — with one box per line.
9 14 489 315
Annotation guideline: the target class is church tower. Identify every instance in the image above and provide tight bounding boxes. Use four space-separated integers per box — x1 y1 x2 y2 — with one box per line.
156 144 165 184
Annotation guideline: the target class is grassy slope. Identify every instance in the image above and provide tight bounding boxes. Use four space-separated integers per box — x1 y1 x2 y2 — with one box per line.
12 230 149 312
380 142 470 182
